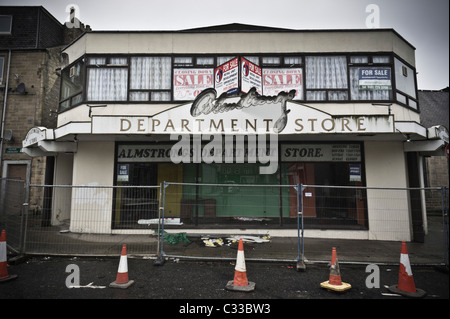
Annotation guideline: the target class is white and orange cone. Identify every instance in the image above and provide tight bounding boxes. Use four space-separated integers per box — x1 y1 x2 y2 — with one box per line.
226 238 255 292
109 244 134 289
0 229 18 283
320 247 351 292
388 241 426 298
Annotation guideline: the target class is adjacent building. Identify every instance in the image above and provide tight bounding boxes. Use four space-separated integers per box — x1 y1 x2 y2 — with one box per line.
20 24 448 241
0 6 89 215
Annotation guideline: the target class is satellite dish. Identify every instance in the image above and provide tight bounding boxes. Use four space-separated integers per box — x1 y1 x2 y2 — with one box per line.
15 83 26 94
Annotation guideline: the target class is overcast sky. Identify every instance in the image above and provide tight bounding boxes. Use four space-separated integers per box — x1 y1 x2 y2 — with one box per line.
2 0 449 90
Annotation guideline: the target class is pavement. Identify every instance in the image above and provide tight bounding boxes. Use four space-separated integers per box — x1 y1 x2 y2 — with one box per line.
15 215 448 267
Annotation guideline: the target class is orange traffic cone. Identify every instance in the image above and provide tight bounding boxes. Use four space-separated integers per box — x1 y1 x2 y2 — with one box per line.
388 242 426 298
320 247 351 292
109 244 134 289
226 238 255 292
0 229 18 283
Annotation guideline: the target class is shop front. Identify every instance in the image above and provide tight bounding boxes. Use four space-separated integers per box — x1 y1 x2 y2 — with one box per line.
111 141 367 230
84 94 394 235
21 27 448 241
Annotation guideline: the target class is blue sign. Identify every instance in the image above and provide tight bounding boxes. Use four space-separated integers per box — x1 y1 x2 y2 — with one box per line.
358 67 391 90
117 164 129 182
349 164 361 182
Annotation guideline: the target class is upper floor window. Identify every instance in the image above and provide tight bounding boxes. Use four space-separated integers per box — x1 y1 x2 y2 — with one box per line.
60 59 84 111
58 53 417 112
0 15 12 35
87 57 128 101
129 57 171 101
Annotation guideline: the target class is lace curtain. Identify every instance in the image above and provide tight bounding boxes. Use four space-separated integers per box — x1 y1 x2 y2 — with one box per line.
87 68 128 101
130 57 172 90
306 56 348 89
87 58 128 101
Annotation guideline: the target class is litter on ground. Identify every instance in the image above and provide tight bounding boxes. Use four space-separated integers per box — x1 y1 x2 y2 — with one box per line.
201 237 224 247
138 218 183 226
200 235 272 247
154 230 190 244
226 235 272 243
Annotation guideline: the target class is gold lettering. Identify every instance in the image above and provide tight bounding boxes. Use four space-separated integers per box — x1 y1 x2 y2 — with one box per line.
151 119 160 132
357 117 366 131
195 119 204 132
181 119 191 132
245 119 257 132
321 118 335 132
295 119 304 132
308 119 317 131
138 119 145 132
120 119 131 131
210 119 224 132
164 119 175 132
342 118 352 131
263 119 272 132
231 119 238 132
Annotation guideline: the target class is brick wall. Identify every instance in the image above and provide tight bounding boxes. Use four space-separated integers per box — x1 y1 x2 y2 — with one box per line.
0 6 64 49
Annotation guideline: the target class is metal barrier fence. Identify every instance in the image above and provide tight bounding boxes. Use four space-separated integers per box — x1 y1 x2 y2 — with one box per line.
299 185 448 265
0 179 448 265
0 179 26 253
159 182 303 262
0 181 161 256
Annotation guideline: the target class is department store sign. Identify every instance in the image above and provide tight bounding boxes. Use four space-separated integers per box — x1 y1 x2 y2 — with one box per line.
92 88 394 135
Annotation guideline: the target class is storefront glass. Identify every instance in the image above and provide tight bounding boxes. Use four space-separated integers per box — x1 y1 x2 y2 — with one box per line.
112 142 368 229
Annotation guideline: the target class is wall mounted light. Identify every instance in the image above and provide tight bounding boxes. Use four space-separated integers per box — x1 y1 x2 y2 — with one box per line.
396 129 411 142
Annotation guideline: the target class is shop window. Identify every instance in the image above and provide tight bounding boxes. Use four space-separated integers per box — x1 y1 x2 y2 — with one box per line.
281 143 367 229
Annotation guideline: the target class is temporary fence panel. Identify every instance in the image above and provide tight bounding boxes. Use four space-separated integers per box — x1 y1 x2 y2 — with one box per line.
159 182 302 262
0 179 447 265
300 185 448 265
0 179 26 253
21 184 161 256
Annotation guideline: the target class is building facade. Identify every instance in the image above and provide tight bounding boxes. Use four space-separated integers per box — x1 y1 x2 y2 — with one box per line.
1 6 89 215
21 24 448 241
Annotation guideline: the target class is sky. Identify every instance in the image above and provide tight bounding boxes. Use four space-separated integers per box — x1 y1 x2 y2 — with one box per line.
2 0 448 90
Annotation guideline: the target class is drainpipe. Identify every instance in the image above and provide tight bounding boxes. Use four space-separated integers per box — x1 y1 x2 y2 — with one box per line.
418 155 428 234
0 50 12 175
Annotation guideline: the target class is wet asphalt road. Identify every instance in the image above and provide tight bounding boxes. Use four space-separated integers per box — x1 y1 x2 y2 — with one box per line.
1 255 448 311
